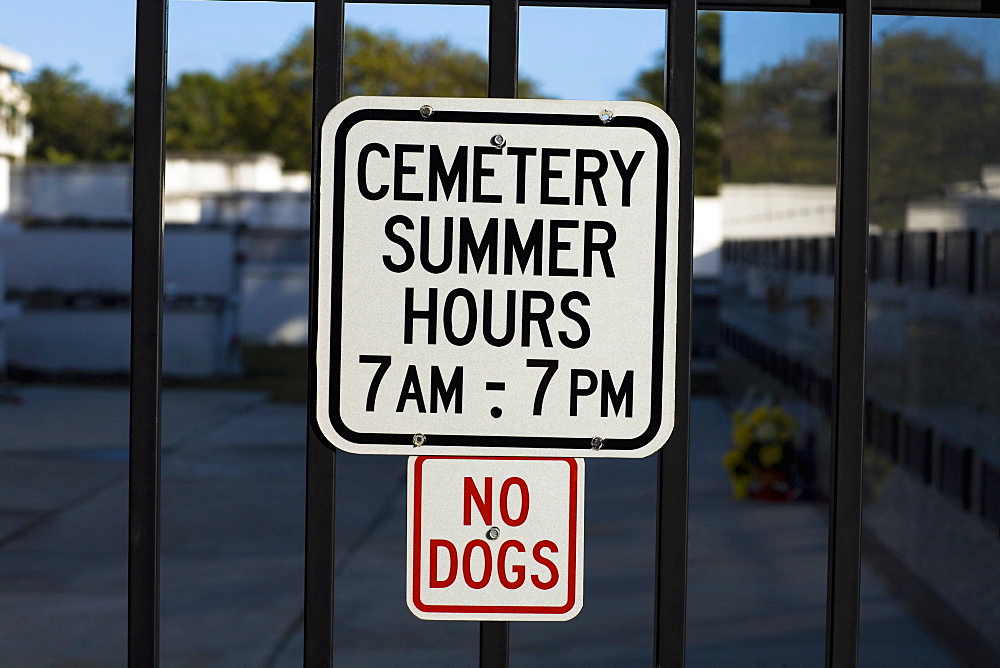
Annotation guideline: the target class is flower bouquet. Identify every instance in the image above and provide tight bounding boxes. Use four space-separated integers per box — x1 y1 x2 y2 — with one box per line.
723 394 801 501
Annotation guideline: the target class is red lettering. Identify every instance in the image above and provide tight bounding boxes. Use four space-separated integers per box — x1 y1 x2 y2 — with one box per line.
498 540 526 589
429 539 457 588
463 477 492 525
462 539 492 589
531 540 559 590
499 477 529 526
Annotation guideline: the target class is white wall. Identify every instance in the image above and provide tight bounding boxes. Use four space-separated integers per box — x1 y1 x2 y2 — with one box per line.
0 157 10 218
5 225 239 377
7 225 238 296
906 197 1000 233
239 264 309 345
7 308 233 377
693 196 723 279
722 183 836 240
11 154 303 223
163 153 286 195
200 191 311 228
11 163 132 221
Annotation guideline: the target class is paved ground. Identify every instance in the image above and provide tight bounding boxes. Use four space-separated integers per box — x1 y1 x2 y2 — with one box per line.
0 386 955 666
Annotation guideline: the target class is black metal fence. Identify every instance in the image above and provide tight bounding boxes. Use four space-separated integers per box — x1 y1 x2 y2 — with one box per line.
127 1 1000 666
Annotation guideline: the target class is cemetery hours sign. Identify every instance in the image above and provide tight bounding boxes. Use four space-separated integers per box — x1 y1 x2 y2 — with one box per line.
313 97 679 458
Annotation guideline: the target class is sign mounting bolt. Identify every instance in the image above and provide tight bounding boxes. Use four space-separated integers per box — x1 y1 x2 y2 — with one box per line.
419 105 434 119
599 110 614 124
491 134 506 149
412 433 426 447
486 526 500 540
591 436 605 451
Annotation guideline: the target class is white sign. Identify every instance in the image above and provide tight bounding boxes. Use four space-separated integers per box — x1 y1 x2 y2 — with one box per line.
314 96 679 457
406 456 584 621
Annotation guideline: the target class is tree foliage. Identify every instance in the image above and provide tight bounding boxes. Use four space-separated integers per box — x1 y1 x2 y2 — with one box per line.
625 26 1000 226
24 66 132 163
625 12 723 196
23 26 538 170
166 26 539 171
723 40 839 186
722 31 1000 227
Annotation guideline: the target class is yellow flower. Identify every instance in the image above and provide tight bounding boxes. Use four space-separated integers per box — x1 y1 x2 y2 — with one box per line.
729 475 752 499
758 442 784 468
722 448 743 471
731 423 753 448
748 406 770 426
753 421 780 443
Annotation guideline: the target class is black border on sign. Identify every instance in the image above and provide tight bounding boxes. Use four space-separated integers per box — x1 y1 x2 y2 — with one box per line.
318 107 670 452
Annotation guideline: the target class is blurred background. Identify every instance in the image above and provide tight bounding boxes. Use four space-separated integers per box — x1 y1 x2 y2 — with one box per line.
0 2 997 665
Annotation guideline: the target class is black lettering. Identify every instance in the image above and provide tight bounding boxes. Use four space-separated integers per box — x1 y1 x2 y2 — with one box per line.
431 366 463 413
540 148 571 205
404 287 437 344
483 290 516 347
521 291 554 347
570 369 598 416
526 359 558 416
583 220 616 278
559 292 590 349
504 218 543 276
358 143 389 200
601 370 633 417
459 217 498 274
444 288 477 346
383 215 415 272
575 149 608 206
394 144 424 201
359 355 391 411
611 150 644 206
396 365 426 413
473 146 503 203
507 147 536 204
419 215 453 273
549 220 578 277
429 145 468 202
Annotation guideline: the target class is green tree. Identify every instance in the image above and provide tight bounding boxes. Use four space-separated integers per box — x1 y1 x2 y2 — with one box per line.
624 12 724 196
24 66 132 163
869 31 1000 226
166 26 540 171
719 30 1000 227
722 40 839 187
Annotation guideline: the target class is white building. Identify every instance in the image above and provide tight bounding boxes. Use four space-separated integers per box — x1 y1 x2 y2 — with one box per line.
11 152 308 224
721 183 836 240
0 43 30 378
6 153 309 377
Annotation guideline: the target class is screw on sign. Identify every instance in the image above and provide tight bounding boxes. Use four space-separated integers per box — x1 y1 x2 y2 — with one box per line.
407 457 584 621
313 96 680 458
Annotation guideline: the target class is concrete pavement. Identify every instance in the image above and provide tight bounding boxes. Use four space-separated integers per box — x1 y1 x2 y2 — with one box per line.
0 386 954 666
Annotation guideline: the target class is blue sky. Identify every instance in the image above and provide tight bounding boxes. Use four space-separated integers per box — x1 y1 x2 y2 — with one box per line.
0 2 998 101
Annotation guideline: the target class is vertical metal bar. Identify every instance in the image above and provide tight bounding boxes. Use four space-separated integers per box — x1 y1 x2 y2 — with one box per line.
654 3 695 667
488 0 518 99
480 621 509 668
480 2 518 666
826 1 871 666
304 0 344 666
128 0 168 665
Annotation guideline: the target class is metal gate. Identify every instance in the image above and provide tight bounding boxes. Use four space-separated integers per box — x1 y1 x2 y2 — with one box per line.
126 1 999 666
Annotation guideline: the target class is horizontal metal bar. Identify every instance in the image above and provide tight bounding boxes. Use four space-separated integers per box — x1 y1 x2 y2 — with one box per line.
193 0 1000 18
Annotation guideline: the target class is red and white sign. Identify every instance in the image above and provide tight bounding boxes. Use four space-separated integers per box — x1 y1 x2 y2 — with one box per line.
407 456 584 621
